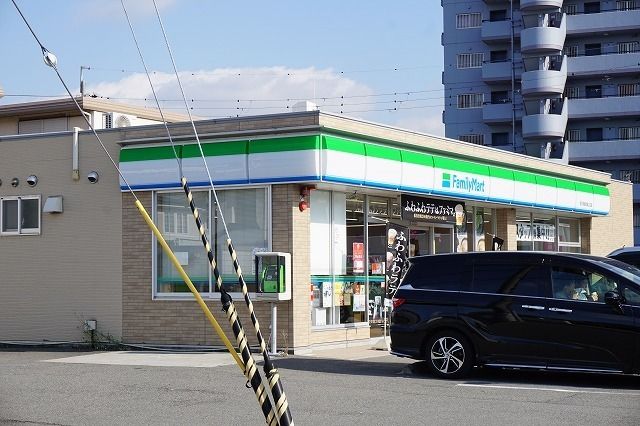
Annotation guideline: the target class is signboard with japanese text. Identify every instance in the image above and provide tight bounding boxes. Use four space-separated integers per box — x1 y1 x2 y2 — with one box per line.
401 194 464 224
385 222 410 299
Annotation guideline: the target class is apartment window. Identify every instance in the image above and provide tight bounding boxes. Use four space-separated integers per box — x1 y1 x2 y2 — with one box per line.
618 83 639 97
619 127 640 140
492 132 509 146
456 13 482 29
586 128 603 142
562 4 578 15
491 90 510 104
1 196 41 235
490 50 508 62
586 85 602 99
489 9 507 22
621 169 640 183
564 45 578 57
459 134 485 145
457 53 484 69
618 41 639 54
634 212 640 228
617 0 638 11
584 2 601 13
585 43 601 56
565 87 580 99
566 129 581 142
457 93 484 109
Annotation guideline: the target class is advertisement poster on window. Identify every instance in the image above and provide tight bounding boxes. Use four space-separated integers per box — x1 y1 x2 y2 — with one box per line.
352 242 365 273
385 222 410 299
321 282 332 308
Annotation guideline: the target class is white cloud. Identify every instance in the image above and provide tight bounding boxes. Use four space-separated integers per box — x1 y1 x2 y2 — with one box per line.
86 66 374 118
86 65 446 135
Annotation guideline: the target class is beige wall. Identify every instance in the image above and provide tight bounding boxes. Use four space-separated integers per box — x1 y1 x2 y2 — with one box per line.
0 130 123 342
588 180 634 256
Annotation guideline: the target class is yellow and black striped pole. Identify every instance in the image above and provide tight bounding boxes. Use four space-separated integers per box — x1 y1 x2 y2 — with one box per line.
227 239 293 425
181 178 279 426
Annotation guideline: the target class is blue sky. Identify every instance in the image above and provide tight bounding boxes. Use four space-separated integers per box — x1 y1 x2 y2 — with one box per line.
1 0 444 135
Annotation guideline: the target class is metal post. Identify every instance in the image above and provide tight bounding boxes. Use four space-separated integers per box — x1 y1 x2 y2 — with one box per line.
270 302 277 356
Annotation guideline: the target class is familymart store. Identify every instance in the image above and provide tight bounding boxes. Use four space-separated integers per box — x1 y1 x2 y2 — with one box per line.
118 113 629 352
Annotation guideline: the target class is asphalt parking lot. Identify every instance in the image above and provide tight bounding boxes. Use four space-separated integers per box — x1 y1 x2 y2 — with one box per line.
1 347 639 425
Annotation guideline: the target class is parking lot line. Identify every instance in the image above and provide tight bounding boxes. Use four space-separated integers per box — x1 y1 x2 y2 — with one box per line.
457 383 640 396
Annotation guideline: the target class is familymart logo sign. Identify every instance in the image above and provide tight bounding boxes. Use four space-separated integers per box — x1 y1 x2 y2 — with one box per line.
442 172 486 194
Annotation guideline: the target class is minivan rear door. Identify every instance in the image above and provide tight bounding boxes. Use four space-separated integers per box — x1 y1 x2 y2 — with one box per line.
458 257 554 367
545 261 636 372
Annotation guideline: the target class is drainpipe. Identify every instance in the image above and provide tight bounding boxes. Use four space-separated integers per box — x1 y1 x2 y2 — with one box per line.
72 127 80 180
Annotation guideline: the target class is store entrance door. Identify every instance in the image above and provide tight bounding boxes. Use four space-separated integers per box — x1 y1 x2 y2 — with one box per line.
409 225 454 256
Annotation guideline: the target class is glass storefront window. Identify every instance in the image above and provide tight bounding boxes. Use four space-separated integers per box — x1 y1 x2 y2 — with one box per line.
475 208 494 251
533 215 556 251
558 217 581 253
155 188 268 295
516 213 534 251
156 191 210 293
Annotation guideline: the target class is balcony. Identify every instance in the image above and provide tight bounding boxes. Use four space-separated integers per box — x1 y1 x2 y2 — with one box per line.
522 100 568 139
521 0 564 12
482 61 512 82
481 20 512 43
569 139 640 162
568 96 640 120
568 52 640 77
521 56 567 97
567 9 640 36
521 14 566 54
482 102 523 123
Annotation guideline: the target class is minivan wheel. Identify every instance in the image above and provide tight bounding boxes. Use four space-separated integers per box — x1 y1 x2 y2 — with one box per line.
424 331 474 379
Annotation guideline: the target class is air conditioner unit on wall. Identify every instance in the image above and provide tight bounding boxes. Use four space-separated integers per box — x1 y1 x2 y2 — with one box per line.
102 112 133 129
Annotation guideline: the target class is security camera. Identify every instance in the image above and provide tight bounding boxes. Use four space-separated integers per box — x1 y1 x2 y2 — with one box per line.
87 171 99 184
26 175 38 187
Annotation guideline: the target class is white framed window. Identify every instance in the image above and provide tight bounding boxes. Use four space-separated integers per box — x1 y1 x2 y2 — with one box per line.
558 217 581 253
457 93 484 109
456 13 482 29
459 134 485 145
564 45 578 57
618 41 639 54
153 187 270 297
566 129 581 142
565 87 580 99
617 0 638 11
457 53 484 69
619 127 640 140
0 195 41 235
618 83 639 97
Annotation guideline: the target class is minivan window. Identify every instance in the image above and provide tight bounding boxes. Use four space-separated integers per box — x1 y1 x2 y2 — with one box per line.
403 259 468 290
552 267 616 302
470 263 547 297
623 286 640 305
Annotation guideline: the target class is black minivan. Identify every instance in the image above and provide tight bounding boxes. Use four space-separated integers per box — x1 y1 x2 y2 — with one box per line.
390 252 640 378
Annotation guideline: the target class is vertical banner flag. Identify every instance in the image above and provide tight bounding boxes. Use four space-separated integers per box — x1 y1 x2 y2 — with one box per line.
385 222 410 299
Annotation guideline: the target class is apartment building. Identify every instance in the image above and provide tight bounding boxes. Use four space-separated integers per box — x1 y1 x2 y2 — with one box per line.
442 0 640 243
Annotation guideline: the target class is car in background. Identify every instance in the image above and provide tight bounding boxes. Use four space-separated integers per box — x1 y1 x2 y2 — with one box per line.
608 246 640 269
390 252 640 379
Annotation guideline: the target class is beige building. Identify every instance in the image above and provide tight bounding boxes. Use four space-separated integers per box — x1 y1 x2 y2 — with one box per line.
0 107 633 353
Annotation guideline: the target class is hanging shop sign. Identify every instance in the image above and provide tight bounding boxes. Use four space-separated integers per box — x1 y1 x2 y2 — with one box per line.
516 222 556 242
385 222 410 299
401 194 465 224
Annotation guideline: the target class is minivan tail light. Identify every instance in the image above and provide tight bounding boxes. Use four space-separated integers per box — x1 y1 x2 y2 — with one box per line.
392 297 405 309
